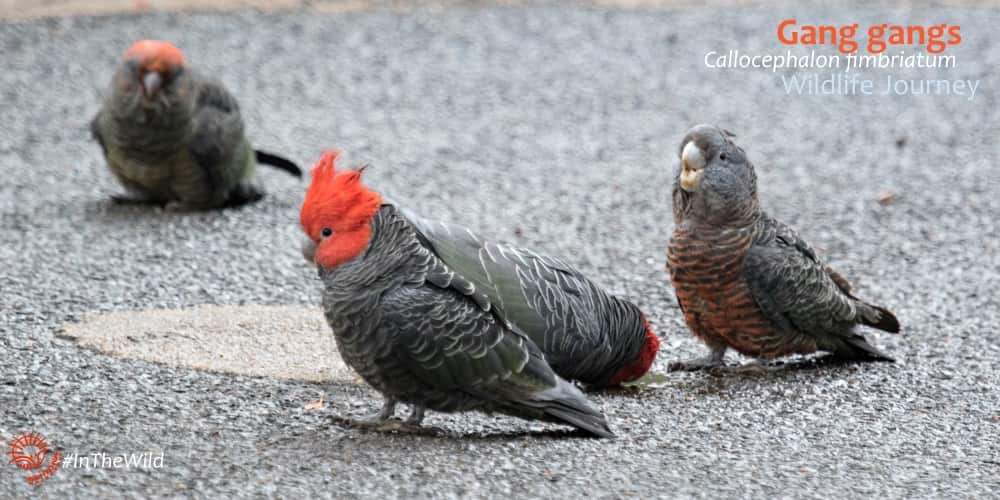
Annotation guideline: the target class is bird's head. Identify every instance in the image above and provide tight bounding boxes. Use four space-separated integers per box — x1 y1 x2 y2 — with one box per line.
300 151 383 270
607 316 660 386
673 124 759 225
117 40 187 105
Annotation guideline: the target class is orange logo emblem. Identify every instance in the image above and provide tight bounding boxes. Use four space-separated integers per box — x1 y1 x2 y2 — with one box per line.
7 432 62 486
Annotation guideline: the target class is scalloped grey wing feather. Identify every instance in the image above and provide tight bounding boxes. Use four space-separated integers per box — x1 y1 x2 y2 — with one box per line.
744 219 895 360
401 208 584 336
376 281 612 436
398 207 642 384
188 74 252 194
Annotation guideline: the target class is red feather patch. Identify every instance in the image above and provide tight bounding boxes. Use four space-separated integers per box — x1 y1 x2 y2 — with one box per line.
608 316 660 386
300 151 383 269
124 39 185 73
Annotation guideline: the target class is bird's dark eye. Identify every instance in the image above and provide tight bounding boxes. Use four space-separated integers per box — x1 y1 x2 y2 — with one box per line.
719 153 728 161
321 228 333 238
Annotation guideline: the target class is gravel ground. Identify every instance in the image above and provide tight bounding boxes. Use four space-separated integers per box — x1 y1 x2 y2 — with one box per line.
2 2 999 498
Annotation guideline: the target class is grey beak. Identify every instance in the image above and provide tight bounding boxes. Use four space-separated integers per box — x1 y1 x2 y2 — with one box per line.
141 72 163 98
301 235 317 265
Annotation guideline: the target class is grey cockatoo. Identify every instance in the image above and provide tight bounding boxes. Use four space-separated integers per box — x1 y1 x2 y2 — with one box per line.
666 124 900 371
91 40 301 210
299 151 615 437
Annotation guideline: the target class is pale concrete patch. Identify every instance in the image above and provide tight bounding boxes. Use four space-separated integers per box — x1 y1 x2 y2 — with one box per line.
59 304 361 384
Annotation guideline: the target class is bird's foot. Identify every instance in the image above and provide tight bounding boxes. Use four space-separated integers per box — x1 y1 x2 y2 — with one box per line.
673 359 791 376
668 346 728 373
375 419 444 436
361 398 398 423
405 405 425 426
667 356 726 372
331 414 392 430
332 402 442 436
331 416 444 436
715 361 787 375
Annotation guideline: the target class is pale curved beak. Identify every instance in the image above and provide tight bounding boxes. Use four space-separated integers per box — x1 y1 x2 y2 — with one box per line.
141 71 162 98
301 236 317 265
679 141 706 192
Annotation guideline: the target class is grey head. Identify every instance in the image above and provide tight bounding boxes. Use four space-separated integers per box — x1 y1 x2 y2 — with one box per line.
672 124 759 227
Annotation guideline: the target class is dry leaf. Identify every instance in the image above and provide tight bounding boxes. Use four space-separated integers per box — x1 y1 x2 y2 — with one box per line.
303 397 324 410
876 190 897 206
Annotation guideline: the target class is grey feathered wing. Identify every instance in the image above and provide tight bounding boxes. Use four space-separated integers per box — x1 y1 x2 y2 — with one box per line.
398 206 645 386
191 76 301 193
743 218 898 361
374 235 613 437
90 111 109 156
188 75 251 202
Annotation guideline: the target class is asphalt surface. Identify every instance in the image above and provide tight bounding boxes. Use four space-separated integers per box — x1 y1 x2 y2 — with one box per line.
2 2 999 498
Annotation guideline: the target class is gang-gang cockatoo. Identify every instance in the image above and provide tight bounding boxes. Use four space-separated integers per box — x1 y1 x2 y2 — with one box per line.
666 125 900 371
91 40 301 210
300 151 625 436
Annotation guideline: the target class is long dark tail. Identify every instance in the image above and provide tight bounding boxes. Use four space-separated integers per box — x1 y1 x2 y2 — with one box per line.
859 303 901 334
837 333 895 363
255 150 302 178
533 380 614 438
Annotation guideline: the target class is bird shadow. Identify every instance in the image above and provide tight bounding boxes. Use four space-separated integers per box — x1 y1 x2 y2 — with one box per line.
601 355 888 396
82 197 172 221
705 354 884 377
324 415 600 441
83 196 260 221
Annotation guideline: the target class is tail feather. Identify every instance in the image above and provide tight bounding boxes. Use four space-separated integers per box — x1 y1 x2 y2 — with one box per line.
859 303 901 334
838 334 895 363
531 379 614 438
254 150 302 178
544 404 614 438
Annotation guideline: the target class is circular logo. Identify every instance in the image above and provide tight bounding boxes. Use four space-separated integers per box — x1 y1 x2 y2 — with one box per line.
7 431 62 486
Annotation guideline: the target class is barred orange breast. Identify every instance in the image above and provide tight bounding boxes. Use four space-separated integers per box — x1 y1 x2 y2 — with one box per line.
667 226 810 358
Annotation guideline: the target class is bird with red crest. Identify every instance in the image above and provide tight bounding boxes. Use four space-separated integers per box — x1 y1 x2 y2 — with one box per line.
91 39 302 210
300 150 660 435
